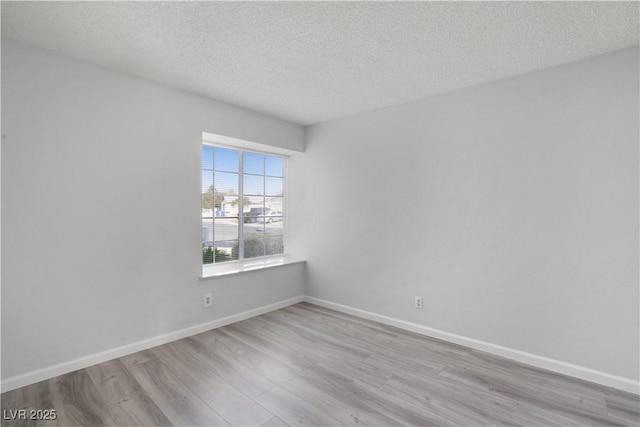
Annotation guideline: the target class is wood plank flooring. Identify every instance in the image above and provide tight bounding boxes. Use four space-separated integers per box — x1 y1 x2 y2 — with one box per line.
2 302 639 426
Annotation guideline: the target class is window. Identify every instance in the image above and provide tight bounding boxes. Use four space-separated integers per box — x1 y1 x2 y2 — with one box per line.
202 143 285 265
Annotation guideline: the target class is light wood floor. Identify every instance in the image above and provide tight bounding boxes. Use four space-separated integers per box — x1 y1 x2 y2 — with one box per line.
2 302 639 426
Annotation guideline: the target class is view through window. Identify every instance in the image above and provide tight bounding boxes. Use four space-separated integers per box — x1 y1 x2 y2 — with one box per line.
202 144 285 264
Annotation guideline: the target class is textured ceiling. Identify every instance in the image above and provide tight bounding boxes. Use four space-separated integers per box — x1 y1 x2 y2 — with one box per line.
2 1 638 125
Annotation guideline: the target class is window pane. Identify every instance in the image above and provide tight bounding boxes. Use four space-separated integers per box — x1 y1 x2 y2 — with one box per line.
264 216 283 236
244 174 264 195
265 236 284 256
202 218 213 242
242 196 265 224
216 242 237 262
202 243 214 264
202 200 214 219
202 170 213 193
221 195 238 218
243 236 265 259
266 196 283 213
265 156 283 177
214 147 239 172
243 152 264 175
265 177 283 196
202 145 213 170
202 172 215 214
244 221 264 238
203 240 237 264
214 218 239 243
215 171 239 195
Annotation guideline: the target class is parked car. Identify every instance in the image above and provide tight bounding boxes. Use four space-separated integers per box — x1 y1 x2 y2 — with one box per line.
257 210 282 224
243 207 268 223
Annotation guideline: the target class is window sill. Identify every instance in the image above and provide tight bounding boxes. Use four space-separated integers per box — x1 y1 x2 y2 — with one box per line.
200 256 305 279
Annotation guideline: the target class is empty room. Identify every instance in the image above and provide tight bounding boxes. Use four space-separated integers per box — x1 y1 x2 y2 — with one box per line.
1 1 639 426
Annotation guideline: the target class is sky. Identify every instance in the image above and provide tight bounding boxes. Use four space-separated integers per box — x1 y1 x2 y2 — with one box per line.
202 145 284 196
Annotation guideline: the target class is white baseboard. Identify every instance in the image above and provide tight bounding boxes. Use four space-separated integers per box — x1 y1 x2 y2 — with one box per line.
304 296 640 395
1 295 304 393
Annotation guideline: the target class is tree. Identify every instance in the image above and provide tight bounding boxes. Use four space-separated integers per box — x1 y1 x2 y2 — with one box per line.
202 185 225 209
228 196 251 208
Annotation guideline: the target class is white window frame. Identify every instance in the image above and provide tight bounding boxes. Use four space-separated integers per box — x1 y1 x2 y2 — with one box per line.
201 132 300 278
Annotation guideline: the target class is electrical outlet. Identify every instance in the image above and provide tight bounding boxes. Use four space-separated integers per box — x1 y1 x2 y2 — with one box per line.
204 293 213 308
415 296 423 309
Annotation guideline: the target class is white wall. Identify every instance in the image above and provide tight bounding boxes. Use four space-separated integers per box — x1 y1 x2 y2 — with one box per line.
1 39 305 381
302 48 639 382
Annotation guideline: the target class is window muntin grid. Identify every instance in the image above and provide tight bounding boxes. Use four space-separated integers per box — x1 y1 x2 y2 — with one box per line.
202 144 284 264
